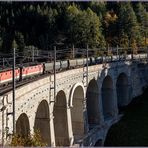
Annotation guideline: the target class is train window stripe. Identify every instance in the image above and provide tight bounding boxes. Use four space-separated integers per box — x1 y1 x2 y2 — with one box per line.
0 76 20 83
22 70 43 77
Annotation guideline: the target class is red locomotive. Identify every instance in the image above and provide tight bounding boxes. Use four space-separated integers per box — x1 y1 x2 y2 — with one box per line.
0 64 44 86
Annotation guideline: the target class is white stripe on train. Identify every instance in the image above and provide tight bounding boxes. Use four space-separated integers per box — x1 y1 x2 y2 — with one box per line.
0 70 43 84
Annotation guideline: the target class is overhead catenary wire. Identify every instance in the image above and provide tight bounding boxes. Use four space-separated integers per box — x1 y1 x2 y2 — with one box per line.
0 46 147 69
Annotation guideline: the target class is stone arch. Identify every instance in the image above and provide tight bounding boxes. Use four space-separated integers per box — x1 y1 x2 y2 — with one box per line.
86 79 100 129
70 84 85 143
101 75 114 120
53 90 69 146
116 73 129 107
16 113 30 137
34 100 51 145
69 82 85 107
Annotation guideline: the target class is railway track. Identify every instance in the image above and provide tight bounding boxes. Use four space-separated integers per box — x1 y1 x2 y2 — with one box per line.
0 73 50 96
0 56 147 96
0 66 77 96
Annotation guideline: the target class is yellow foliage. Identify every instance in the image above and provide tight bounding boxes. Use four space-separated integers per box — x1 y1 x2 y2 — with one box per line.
104 10 118 27
10 130 47 147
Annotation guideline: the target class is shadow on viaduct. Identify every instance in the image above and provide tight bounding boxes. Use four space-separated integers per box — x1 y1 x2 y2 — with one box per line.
0 61 148 146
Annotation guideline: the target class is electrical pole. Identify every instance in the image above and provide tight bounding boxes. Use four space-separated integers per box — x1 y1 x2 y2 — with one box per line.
2 58 5 68
107 44 109 56
117 45 119 61
12 40 16 134
145 31 148 62
72 44 75 59
86 45 89 87
53 46 56 101
32 46 34 62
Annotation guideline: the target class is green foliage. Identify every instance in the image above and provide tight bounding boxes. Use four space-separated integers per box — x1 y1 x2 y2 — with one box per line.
0 2 147 53
2 31 14 53
12 39 17 49
134 2 148 46
15 32 25 53
89 1 107 21
10 130 47 146
66 5 105 47
117 2 142 48
103 9 118 46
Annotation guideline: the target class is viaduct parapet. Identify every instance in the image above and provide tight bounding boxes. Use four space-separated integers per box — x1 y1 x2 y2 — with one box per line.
0 60 148 146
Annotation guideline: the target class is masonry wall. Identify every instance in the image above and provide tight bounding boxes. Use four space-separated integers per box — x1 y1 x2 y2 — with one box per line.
0 61 148 146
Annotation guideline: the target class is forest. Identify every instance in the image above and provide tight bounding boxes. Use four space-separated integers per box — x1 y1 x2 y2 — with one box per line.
0 1 147 54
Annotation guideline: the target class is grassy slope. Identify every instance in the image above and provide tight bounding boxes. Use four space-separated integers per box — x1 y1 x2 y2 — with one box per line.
104 89 148 146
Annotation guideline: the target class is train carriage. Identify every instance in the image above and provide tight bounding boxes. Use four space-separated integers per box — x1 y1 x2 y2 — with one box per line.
55 61 62 71
44 62 54 73
44 61 61 73
61 60 68 70
0 52 142 87
76 58 84 67
95 57 103 64
69 59 77 68
90 57 96 65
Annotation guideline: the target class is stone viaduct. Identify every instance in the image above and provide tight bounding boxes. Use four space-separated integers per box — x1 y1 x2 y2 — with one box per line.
0 60 148 146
